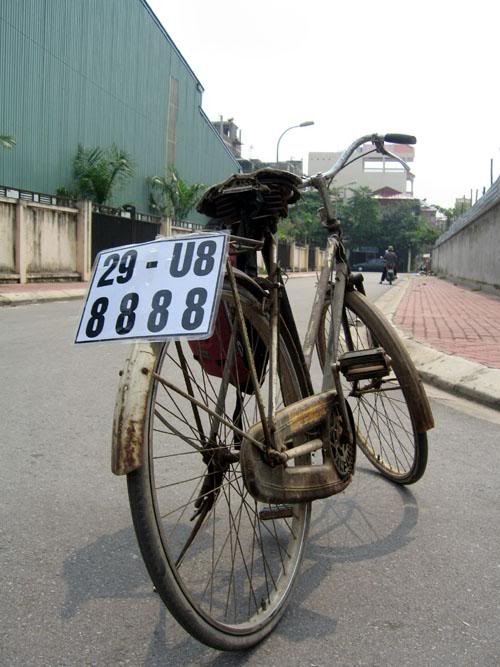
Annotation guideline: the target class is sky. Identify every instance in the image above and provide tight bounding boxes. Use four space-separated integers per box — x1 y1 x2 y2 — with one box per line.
148 0 499 208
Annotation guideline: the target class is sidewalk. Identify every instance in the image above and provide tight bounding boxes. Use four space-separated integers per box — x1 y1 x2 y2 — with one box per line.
0 281 87 307
376 275 500 410
1 273 500 409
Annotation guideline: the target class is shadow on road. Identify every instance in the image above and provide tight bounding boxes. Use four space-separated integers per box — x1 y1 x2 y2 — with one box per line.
61 526 150 619
61 465 418 664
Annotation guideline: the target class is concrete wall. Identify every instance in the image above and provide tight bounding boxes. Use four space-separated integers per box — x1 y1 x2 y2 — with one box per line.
258 243 325 273
0 201 16 272
25 205 78 274
432 177 500 291
1 193 328 282
291 244 309 272
0 196 91 283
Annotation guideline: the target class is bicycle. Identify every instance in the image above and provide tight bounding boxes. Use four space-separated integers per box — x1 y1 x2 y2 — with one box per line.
111 133 434 650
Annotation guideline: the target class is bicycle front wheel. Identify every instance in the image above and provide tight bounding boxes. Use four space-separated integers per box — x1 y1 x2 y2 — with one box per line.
318 288 430 484
127 280 310 651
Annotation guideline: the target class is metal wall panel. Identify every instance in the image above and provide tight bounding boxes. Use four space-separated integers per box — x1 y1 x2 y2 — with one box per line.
0 0 239 213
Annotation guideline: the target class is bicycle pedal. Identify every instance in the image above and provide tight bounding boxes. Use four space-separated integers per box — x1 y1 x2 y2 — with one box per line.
259 506 294 521
338 348 391 382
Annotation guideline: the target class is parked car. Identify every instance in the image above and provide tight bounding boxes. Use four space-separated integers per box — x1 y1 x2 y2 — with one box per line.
354 258 386 272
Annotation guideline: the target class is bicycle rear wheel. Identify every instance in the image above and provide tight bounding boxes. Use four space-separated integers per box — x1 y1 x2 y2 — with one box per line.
318 288 430 484
127 280 310 650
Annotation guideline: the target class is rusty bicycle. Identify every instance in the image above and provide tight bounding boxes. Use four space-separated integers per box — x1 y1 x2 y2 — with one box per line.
111 133 434 650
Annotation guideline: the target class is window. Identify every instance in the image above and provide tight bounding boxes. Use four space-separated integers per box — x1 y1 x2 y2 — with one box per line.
384 160 404 172
166 77 179 166
364 159 384 172
364 158 405 172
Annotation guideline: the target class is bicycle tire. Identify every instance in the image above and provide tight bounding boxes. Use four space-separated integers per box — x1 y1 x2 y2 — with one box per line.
127 279 311 650
317 287 429 484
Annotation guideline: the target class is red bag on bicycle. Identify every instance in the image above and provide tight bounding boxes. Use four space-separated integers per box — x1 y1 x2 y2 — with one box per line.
188 302 268 395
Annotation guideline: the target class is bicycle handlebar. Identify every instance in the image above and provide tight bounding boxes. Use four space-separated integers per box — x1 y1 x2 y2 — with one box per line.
303 132 416 187
383 133 416 145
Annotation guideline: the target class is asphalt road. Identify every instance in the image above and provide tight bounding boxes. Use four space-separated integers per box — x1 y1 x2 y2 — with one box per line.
1 273 499 666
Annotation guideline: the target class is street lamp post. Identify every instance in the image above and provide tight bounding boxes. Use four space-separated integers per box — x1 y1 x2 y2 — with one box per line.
276 121 314 165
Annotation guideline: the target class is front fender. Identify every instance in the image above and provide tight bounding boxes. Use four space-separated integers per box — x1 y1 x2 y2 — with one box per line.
111 342 160 475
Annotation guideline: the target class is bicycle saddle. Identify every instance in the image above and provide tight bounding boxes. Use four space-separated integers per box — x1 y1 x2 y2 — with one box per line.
197 169 302 224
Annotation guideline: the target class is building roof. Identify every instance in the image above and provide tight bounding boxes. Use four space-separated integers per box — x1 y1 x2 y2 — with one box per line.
371 187 414 200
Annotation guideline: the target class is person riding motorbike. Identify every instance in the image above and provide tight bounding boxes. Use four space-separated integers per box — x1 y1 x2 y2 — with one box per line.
380 245 398 284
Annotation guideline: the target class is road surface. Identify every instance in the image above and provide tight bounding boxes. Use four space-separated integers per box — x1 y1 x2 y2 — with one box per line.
1 273 499 666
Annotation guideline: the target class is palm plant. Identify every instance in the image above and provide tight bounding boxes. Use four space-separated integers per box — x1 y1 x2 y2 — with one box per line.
149 167 204 222
72 144 134 204
0 134 16 149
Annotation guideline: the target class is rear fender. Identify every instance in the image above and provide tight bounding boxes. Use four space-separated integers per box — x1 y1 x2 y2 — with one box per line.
111 342 159 475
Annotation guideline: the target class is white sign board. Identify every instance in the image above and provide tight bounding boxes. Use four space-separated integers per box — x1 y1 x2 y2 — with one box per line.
75 233 228 343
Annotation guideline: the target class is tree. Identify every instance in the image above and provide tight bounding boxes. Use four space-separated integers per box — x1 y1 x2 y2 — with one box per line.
411 219 441 249
379 201 419 251
72 144 134 204
148 167 205 222
434 205 456 230
0 134 16 149
283 190 328 245
336 187 381 250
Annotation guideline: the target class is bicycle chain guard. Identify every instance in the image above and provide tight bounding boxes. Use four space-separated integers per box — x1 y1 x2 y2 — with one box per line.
240 390 353 504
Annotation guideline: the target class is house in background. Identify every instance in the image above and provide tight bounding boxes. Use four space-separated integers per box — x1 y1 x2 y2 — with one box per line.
308 144 415 198
211 118 243 159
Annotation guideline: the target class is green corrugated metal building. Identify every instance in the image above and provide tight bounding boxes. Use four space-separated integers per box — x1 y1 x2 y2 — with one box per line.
0 0 239 214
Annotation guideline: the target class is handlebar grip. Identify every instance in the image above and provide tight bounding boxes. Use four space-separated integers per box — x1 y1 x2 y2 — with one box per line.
384 133 416 145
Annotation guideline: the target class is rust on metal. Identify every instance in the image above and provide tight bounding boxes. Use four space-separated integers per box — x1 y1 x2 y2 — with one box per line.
240 389 354 504
111 343 157 475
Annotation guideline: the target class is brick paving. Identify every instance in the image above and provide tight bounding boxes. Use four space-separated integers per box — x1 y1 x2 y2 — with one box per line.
394 276 500 369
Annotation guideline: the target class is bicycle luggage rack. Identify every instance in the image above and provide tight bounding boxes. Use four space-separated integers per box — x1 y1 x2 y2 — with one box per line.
338 348 391 382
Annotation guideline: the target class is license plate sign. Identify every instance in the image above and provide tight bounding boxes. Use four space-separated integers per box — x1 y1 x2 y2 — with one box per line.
75 233 228 343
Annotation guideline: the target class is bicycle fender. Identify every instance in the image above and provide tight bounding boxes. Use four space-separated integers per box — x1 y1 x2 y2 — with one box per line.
112 342 158 475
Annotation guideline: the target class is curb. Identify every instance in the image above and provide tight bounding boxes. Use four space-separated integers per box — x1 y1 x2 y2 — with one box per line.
375 276 500 410
0 289 87 307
